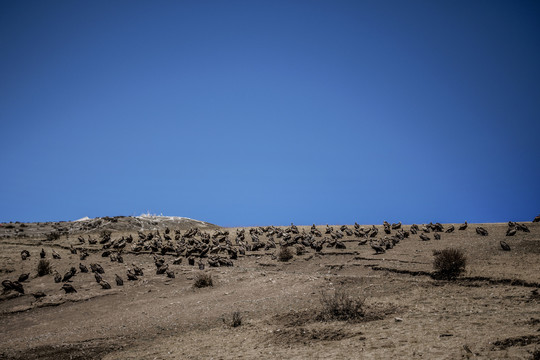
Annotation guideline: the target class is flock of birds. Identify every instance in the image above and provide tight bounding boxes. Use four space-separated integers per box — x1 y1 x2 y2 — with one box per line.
2 216 539 299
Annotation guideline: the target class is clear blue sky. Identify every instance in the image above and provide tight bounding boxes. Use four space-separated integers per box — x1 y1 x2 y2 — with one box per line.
1 1 539 226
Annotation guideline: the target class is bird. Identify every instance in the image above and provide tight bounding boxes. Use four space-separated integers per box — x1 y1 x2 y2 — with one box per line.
40 248 46 258
434 233 441 240
2 279 13 291
516 223 530 233
420 233 430 241
90 263 105 274
52 250 61 259
500 241 511 251
126 271 138 281
62 267 77 282
61 284 77 293
370 241 386 254
18 273 29 282
475 227 488 236
32 291 47 299
53 271 62 283
20 250 30 260
534 215 540 223
166 270 175 278
79 263 89 273
99 280 111 289
458 221 468 230
506 228 516 237
115 274 123 286
156 264 169 275
2 280 24 294
94 272 103 283
445 225 455 233
131 264 144 276
10 281 25 294
80 250 89 260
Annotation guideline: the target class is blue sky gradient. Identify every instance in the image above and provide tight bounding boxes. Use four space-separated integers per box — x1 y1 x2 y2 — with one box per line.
1 1 539 226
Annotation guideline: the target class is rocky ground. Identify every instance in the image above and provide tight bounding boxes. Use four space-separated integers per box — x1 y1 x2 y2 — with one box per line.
0 217 539 359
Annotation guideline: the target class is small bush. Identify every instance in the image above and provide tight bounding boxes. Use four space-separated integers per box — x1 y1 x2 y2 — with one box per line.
433 248 467 279
231 311 242 327
45 232 61 241
37 260 52 276
193 273 213 288
277 247 294 262
319 287 366 321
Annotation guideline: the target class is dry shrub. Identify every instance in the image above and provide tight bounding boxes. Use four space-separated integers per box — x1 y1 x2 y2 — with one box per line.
277 247 293 262
433 248 467 279
193 273 213 288
231 311 242 327
318 287 366 321
37 259 52 276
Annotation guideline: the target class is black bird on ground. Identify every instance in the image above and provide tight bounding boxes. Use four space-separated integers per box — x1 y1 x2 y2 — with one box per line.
32 291 47 299
21 250 30 260
476 227 488 236
500 241 511 251
62 267 77 282
2 280 25 294
370 241 386 254
115 274 123 286
459 221 468 230
62 284 77 293
99 280 111 289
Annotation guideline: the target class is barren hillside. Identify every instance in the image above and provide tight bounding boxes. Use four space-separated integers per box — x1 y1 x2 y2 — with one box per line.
0 218 539 359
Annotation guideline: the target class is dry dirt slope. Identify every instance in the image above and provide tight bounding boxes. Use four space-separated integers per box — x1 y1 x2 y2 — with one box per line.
0 219 539 359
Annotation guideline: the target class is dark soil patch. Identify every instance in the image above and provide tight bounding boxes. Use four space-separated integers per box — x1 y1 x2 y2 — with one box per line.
491 334 540 350
2 337 127 360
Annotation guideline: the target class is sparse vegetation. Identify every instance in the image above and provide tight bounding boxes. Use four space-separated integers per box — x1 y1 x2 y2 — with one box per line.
193 273 213 288
231 311 242 327
277 246 294 262
531 348 540 360
37 259 52 276
433 248 467 279
318 287 366 321
45 231 61 241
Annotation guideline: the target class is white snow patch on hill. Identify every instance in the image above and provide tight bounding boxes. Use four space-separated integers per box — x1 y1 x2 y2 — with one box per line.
136 213 205 223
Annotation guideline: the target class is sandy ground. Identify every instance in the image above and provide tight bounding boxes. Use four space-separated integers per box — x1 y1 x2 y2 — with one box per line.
0 219 539 359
